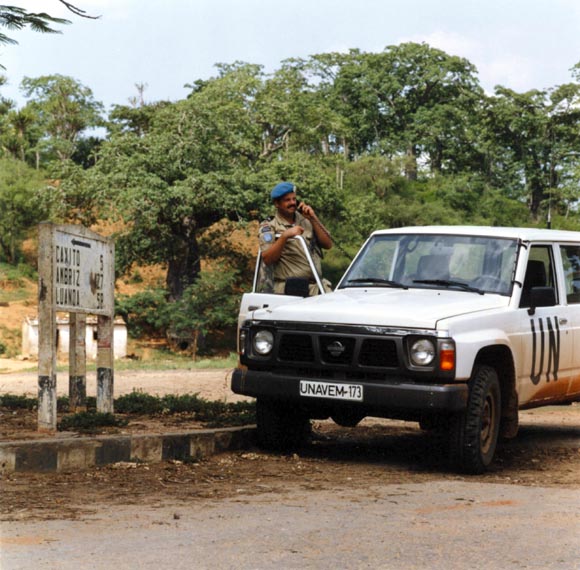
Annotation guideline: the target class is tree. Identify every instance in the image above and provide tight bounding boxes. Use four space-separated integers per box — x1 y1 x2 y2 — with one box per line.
1 106 42 164
314 44 483 178
20 74 104 163
95 64 266 299
167 265 240 359
0 5 69 49
0 2 98 51
0 157 49 263
482 82 580 218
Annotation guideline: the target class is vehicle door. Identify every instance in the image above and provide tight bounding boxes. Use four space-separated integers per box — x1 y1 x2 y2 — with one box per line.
556 243 580 400
238 235 327 331
515 244 573 406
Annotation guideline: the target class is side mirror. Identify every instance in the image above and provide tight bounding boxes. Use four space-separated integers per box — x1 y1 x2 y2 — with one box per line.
528 286 556 316
284 277 310 298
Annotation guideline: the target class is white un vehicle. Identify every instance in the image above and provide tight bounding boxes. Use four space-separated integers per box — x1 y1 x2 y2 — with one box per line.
232 226 580 473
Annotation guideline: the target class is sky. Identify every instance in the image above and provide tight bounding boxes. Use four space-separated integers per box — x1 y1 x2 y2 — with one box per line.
2 0 580 111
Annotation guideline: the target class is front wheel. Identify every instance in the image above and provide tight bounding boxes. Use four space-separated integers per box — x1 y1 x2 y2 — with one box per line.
256 398 311 451
448 365 501 474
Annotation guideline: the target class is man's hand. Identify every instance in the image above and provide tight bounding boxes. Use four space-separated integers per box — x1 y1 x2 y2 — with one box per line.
262 225 304 266
282 225 305 239
298 202 332 250
298 202 316 220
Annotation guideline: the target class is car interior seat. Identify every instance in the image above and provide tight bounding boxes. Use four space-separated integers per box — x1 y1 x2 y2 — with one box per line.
416 254 451 281
520 259 547 307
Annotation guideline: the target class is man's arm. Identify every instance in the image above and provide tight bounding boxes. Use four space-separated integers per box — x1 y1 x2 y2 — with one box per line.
298 204 333 250
262 225 305 266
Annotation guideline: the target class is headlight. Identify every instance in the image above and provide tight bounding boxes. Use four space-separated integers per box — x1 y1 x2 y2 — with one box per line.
253 329 274 355
410 338 435 366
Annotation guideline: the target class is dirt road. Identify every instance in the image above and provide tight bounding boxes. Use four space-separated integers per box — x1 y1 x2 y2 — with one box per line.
1 406 579 518
2 479 579 570
1 368 579 569
1 415 579 569
0 366 244 401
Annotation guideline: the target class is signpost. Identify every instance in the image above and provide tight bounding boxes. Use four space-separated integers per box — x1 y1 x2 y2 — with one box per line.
37 223 115 431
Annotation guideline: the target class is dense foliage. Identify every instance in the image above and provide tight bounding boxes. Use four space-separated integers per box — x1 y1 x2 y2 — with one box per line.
3 42 580 351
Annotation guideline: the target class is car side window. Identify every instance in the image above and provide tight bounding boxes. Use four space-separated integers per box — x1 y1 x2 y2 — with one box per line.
560 244 580 304
519 245 557 308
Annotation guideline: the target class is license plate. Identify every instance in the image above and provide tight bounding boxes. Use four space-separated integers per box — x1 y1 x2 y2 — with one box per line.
299 380 363 402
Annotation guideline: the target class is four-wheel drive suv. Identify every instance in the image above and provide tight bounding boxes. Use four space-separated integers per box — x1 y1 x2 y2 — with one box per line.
232 226 580 473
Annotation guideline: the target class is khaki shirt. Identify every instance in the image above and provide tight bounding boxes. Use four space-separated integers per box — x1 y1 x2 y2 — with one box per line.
259 212 323 295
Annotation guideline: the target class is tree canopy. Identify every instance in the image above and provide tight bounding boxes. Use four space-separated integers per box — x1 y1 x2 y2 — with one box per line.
3 42 580 350
0 2 98 51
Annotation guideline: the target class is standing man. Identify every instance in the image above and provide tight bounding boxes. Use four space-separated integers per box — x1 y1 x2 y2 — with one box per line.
259 181 333 295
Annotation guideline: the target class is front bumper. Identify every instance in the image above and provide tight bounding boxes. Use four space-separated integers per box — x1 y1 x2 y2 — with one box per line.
232 368 468 414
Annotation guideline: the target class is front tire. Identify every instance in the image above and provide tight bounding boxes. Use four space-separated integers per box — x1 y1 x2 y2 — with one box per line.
256 398 311 451
449 365 501 474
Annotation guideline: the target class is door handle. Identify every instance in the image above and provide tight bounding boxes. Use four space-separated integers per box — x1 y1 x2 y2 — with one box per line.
559 318 568 325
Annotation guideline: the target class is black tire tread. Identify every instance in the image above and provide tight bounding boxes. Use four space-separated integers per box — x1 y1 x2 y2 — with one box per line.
256 399 311 451
449 365 501 474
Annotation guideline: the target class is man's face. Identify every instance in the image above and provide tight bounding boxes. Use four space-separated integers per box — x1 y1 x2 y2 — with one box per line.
274 192 297 219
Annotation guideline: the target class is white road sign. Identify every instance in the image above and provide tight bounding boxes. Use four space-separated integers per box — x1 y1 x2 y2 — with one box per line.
50 225 114 315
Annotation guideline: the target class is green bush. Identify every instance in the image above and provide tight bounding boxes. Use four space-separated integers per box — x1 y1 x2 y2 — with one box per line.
0 394 98 411
58 411 128 433
161 393 204 414
0 394 36 409
1 390 256 429
115 390 164 414
195 400 256 427
116 390 256 427
115 288 170 338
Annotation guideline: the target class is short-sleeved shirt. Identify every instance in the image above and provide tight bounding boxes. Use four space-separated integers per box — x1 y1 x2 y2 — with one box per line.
259 211 323 294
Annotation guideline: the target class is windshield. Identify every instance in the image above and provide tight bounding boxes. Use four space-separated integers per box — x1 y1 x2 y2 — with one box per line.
340 233 518 296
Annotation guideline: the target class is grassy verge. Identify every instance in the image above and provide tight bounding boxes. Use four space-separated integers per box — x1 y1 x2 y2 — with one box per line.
0 352 239 374
0 262 36 304
113 351 239 371
0 390 255 433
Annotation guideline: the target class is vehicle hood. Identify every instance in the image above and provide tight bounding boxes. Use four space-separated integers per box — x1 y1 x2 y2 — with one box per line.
252 288 510 329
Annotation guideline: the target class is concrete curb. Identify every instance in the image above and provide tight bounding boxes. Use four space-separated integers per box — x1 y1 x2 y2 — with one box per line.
0 426 257 474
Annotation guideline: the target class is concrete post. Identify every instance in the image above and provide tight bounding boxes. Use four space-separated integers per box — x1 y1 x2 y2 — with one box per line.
97 314 114 413
37 223 57 432
69 312 87 412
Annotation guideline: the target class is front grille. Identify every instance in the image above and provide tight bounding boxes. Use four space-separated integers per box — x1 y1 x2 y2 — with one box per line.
253 324 405 375
278 334 314 362
359 339 398 367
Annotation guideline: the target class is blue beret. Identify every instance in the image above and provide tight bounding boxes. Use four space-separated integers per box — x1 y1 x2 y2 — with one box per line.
271 181 295 200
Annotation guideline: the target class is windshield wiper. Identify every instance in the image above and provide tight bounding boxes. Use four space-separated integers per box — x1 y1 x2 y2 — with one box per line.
412 279 484 295
345 278 409 290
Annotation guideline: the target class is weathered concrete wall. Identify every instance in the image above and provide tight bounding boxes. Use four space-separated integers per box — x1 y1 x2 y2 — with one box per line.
22 316 127 360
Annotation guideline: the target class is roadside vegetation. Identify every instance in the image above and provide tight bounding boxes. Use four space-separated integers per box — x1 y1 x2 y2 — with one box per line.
0 390 256 433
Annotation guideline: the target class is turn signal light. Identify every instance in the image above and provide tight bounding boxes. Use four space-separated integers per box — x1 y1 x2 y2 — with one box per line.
439 341 455 371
